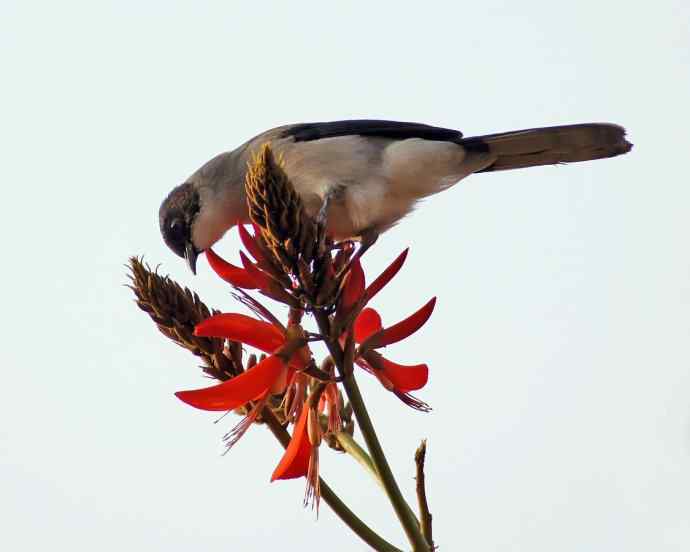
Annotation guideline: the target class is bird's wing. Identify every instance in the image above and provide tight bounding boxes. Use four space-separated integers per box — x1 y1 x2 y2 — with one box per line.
281 119 463 142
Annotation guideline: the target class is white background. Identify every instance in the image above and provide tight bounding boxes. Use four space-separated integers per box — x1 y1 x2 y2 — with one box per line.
2 1 689 550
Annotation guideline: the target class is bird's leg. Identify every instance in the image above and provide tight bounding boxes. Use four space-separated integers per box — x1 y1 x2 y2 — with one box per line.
315 185 378 270
353 228 379 261
336 228 379 278
316 187 336 226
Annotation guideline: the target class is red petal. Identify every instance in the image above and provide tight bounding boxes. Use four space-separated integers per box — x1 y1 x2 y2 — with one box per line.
356 351 429 393
378 356 428 392
364 297 436 349
339 258 365 313
175 355 286 411
239 251 274 290
194 313 285 353
205 248 259 289
238 224 268 265
271 405 311 481
365 248 408 303
353 308 383 343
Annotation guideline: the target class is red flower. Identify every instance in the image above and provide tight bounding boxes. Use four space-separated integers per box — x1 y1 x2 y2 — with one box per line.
204 225 295 305
352 305 432 395
355 298 436 351
364 248 408 303
337 249 409 322
334 250 435 406
206 247 260 289
271 405 312 481
175 354 287 411
175 313 312 451
272 393 324 511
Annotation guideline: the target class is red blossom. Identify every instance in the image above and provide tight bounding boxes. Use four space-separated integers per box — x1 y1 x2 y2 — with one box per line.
205 248 259 289
203 225 267 289
359 351 428 393
238 223 269 265
175 355 287 411
271 405 312 481
359 297 436 350
205 229 295 305
365 248 409 302
353 308 382 343
337 257 365 316
351 301 434 399
194 313 285 352
195 311 310 369
239 251 274 290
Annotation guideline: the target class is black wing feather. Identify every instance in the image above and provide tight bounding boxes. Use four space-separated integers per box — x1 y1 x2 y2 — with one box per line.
282 119 463 142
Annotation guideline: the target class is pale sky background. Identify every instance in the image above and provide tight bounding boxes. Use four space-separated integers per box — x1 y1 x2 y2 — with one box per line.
2 1 689 551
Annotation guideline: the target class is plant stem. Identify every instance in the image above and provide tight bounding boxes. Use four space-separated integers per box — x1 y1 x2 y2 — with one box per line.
414 440 434 548
336 432 422 527
315 311 431 552
335 431 380 485
261 408 402 552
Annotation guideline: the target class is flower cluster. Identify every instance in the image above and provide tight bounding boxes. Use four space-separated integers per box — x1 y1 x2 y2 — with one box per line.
174 221 435 506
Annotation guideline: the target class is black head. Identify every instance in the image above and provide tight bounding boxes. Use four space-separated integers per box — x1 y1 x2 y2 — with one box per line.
159 182 201 273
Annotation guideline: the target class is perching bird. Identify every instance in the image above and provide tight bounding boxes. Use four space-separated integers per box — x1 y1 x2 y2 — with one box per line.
160 120 632 273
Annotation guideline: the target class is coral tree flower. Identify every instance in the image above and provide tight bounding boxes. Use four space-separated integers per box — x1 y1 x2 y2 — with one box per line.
205 225 295 305
175 313 309 412
272 387 331 512
175 354 287 411
271 405 312 481
353 304 432 398
335 249 435 406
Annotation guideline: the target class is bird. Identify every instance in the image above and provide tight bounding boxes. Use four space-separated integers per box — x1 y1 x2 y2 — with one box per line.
160 119 632 273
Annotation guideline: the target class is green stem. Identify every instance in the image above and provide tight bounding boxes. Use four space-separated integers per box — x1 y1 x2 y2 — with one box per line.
261 408 402 552
335 431 380 485
315 312 430 552
336 432 422 528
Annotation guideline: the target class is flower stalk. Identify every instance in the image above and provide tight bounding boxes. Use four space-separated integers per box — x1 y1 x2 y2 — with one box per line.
415 439 434 548
315 311 431 552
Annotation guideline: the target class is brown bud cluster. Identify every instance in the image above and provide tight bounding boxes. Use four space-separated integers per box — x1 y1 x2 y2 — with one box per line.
127 257 242 380
244 144 354 308
127 257 289 422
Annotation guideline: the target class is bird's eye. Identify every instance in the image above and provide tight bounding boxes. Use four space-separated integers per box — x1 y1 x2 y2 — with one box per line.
169 219 185 239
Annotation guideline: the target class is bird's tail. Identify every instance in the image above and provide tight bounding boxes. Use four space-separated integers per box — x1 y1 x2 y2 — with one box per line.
460 123 632 172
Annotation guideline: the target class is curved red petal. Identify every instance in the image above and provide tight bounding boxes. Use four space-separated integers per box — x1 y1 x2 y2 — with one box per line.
239 251 273 290
339 257 365 313
238 224 268 265
271 405 311 481
377 356 428 392
194 313 285 353
175 355 286 411
366 297 436 349
353 308 383 343
365 248 408 303
205 248 259 289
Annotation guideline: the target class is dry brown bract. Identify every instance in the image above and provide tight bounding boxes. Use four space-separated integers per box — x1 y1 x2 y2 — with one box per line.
127 257 243 381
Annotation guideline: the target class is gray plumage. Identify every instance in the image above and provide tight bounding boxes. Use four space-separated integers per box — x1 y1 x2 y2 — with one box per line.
159 119 632 272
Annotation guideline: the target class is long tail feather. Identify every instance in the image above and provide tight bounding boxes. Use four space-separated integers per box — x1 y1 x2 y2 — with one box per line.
461 123 632 172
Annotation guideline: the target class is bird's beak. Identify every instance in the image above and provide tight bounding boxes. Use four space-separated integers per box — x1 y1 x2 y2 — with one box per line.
184 241 199 275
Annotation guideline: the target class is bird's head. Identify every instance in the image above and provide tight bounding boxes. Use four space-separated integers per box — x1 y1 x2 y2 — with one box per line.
159 182 203 273
160 164 247 274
